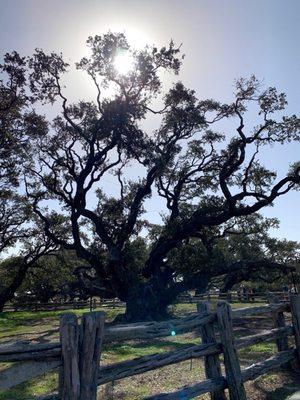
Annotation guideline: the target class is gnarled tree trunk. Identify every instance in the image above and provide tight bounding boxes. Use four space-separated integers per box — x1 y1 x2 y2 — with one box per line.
123 284 171 322
0 261 30 312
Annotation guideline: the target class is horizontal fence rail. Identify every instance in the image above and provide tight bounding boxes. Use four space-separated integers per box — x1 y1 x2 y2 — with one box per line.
0 295 299 399
144 350 298 400
97 342 222 386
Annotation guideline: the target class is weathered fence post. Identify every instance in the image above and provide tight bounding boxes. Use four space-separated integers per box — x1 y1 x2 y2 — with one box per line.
79 311 105 400
59 313 80 400
270 295 290 357
59 311 105 400
216 302 247 400
290 294 300 363
197 302 226 400
226 291 232 303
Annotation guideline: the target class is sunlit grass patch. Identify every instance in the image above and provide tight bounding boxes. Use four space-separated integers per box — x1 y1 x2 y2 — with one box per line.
239 341 277 364
102 335 199 364
0 306 125 340
0 371 57 400
170 301 266 316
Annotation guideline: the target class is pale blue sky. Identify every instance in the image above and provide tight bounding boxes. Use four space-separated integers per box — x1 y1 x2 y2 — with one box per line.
1 0 299 241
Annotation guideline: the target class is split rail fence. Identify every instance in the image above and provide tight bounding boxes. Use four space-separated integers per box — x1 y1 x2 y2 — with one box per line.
1 295 300 399
3 297 125 312
177 290 293 304
3 290 292 312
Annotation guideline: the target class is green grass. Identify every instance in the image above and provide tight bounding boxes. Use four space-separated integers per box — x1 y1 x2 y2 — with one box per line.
0 306 124 340
239 342 277 363
0 301 264 341
0 372 57 400
102 335 199 364
170 301 266 317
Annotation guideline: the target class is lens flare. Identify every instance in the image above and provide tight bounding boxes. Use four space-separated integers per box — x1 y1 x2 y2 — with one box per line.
114 52 134 75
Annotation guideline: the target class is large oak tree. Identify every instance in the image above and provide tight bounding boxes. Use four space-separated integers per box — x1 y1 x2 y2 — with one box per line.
6 32 299 321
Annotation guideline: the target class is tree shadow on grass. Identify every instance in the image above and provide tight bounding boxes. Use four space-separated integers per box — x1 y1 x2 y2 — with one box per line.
251 371 300 400
0 327 59 345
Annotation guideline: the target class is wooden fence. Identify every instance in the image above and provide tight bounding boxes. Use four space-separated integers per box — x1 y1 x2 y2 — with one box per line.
3 290 293 312
3 297 125 312
1 295 300 399
177 290 293 304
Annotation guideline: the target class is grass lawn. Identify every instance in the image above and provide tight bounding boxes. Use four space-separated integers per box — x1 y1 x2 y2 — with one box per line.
0 307 123 341
0 301 265 342
1 301 300 399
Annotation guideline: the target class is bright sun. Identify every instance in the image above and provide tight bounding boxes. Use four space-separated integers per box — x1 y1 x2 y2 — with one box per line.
114 52 134 75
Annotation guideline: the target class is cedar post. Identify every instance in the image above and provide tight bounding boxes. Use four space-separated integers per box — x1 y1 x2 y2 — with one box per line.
197 302 226 400
290 294 300 363
270 296 289 354
226 291 232 303
216 302 247 400
79 311 105 400
59 311 105 400
59 313 80 400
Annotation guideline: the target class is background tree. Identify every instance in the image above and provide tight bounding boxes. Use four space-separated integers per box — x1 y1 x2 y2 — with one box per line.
0 52 56 311
160 213 298 299
0 250 81 305
12 32 300 321
218 234 300 292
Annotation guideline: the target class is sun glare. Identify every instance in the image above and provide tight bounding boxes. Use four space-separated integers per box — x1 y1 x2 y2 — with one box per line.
114 52 134 75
